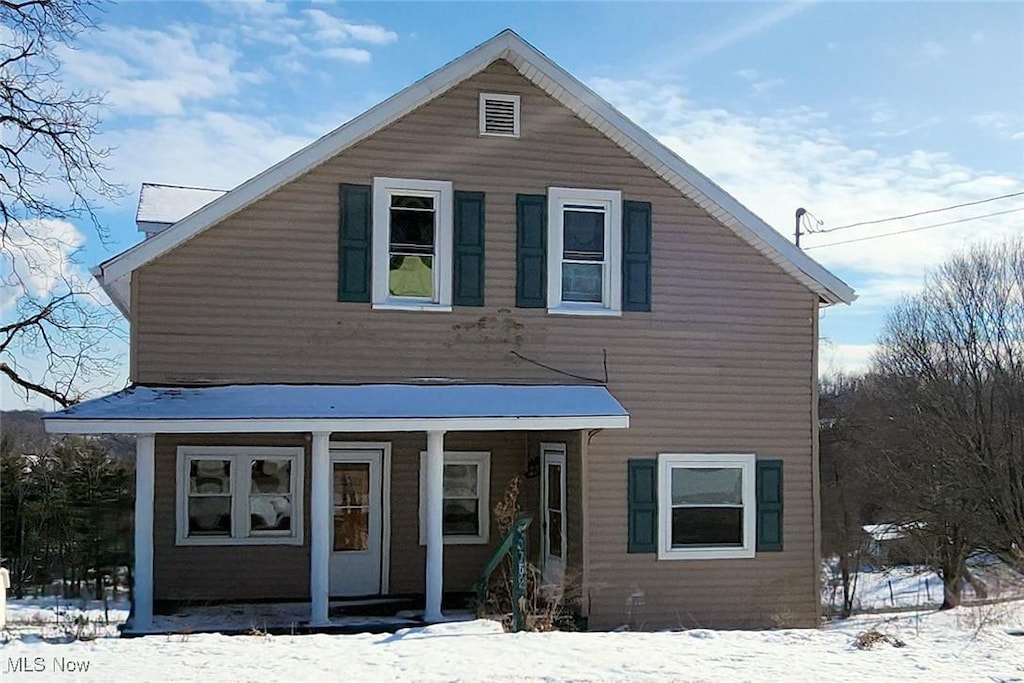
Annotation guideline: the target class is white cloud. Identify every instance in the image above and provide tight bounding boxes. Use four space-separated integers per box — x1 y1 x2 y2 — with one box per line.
303 9 398 46
322 47 373 65
752 78 784 94
920 41 947 61
819 340 876 376
972 111 1024 140
60 25 257 117
735 68 759 80
588 76 1024 306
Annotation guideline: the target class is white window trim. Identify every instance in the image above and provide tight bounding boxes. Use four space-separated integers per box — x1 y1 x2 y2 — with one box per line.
418 451 491 545
478 92 521 137
371 177 454 311
657 453 756 560
176 446 304 547
547 187 622 316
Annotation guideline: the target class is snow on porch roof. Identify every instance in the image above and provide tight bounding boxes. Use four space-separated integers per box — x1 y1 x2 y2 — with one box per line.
43 383 630 434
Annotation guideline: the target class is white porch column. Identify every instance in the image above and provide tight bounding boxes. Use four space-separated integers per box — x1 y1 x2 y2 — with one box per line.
133 433 155 631
424 429 446 622
310 431 331 626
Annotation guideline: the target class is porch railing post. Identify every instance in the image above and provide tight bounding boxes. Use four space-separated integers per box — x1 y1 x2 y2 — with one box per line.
133 433 155 632
424 429 446 622
310 431 331 626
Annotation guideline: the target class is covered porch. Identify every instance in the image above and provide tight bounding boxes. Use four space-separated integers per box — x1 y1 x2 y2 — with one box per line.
42 383 628 634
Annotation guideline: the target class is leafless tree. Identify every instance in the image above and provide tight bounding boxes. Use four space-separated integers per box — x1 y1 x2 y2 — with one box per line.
1 0 124 406
872 239 1024 606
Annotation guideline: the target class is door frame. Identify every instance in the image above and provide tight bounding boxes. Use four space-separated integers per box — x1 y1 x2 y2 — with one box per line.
328 441 392 595
540 442 567 585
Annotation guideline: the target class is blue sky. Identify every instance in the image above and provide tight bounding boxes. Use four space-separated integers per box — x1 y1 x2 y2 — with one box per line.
3 1 1024 408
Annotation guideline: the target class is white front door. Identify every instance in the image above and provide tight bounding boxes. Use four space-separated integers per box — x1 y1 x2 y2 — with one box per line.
329 449 384 596
540 443 567 586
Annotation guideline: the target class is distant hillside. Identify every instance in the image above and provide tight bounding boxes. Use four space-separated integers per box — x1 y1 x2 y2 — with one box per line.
1 410 135 459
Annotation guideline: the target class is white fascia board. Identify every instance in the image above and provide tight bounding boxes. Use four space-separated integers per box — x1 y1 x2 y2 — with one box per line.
42 413 629 434
96 34 516 286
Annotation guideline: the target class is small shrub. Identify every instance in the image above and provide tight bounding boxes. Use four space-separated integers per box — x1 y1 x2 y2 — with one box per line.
853 628 906 649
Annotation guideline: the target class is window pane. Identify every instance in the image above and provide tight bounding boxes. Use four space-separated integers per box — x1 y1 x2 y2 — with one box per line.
562 263 603 303
390 200 435 254
190 459 230 494
443 463 478 498
548 510 563 557
251 459 290 494
392 195 434 211
671 507 743 547
389 255 434 298
563 209 605 259
547 464 561 509
443 498 480 536
250 495 292 532
334 508 369 551
334 463 370 507
188 496 231 535
671 467 743 505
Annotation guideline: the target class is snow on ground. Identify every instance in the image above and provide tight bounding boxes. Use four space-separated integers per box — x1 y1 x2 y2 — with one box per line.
3 601 1023 682
3 597 129 640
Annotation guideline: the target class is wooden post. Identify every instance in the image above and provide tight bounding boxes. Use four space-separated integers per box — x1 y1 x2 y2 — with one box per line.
133 434 155 631
310 432 331 625
424 430 446 622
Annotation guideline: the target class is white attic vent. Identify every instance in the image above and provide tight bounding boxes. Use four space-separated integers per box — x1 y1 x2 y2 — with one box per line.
479 93 520 137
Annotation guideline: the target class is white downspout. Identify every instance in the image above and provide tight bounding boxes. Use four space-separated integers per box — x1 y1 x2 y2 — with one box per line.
424 429 446 622
133 433 155 631
310 432 331 626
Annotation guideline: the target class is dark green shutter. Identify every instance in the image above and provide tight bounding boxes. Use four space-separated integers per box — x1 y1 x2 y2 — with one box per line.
453 191 486 306
756 459 784 552
627 458 658 553
338 184 371 302
622 200 652 312
516 194 547 308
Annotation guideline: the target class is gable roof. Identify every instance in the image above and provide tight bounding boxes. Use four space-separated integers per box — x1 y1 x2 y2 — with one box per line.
136 183 227 231
96 29 855 317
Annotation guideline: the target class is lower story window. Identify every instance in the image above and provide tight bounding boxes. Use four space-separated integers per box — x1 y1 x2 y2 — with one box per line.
419 451 491 544
177 446 304 546
658 453 755 560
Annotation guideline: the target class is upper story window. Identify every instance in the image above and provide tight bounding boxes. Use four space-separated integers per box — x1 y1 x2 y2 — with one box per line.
547 187 622 316
372 177 453 311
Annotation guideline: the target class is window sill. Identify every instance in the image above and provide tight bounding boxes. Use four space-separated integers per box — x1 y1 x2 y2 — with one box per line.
657 546 755 561
372 303 453 313
175 535 304 547
547 305 622 317
418 535 489 546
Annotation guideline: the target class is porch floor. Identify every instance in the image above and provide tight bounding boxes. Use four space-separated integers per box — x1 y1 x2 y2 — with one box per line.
124 599 477 637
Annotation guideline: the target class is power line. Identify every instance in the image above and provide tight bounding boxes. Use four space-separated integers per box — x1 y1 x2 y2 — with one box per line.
804 206 1024 250
817 191 1024 233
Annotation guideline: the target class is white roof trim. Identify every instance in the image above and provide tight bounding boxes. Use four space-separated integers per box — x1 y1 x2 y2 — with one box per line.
96 29 854 315
44 415 628 434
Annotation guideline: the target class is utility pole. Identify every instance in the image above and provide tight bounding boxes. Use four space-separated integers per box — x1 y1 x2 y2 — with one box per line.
795 207 807 248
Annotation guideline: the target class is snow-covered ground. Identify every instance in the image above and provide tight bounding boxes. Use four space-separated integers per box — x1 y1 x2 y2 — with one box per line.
3 596 129 640
2 601 1023 682
823 559 1024 612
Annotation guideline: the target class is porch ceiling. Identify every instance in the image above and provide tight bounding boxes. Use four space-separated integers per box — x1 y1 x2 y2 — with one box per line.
42 383 630 434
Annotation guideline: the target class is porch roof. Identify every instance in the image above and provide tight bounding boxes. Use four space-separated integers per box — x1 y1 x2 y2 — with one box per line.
42 383 629 434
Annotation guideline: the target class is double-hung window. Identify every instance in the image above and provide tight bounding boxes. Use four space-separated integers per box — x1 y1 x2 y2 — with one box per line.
547 187 622 315
419 451 490 545
372 177 453 310
176 446 304 546
657 453 756 560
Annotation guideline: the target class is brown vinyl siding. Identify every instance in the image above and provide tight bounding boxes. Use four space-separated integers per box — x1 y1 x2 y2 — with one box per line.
153 431 571 602
137 60 819 628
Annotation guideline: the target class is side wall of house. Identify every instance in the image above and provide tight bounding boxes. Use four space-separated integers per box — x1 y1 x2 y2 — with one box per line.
137 61 820 627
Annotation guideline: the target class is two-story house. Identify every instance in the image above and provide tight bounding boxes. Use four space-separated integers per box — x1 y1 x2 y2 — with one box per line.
44 30 855 634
